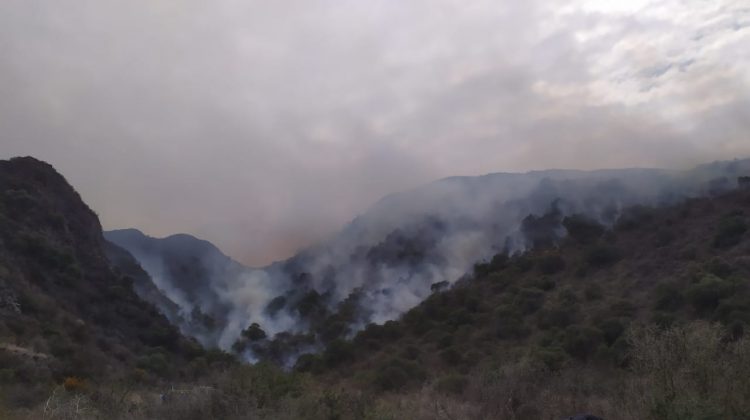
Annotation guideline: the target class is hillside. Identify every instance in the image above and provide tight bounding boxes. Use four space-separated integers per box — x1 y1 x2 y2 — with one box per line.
0 157 215 409
108 160 750 363
104 229 248 347
287 182 750 418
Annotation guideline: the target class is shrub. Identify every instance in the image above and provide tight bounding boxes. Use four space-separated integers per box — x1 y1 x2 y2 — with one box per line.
713 215 747 248
474 253 509 277
616 205 656 231
537 306 576 330
62 376 86 392
323 339 355 367
654 282 685 311
439 347 462 366
530 346 568 371
372 365 408 392
596 318 626 346
371 358 425 392
654 229 676 247
584 284 603 301
530 277 556 291
434 374 469 396
137 352 170 376
513 288 545 314
402 345 421 360
704 258 734 279
537 254 566 275
563 215 605 243
714 295 750 324
651 312 677 329
585 244 621 268
685 274 733 314
562 325 604 361
495 305 530 339
608 299 637 318
241 322 267 341
294 353 324 374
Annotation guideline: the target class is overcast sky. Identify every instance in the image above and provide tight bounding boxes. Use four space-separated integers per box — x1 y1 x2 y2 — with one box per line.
1 0 749 266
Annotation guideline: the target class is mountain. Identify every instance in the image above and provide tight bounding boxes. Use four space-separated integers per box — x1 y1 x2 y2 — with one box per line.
290 179 750 419
109 159 750 364
0 157 210 408
2 156 750 419
104 229 249 347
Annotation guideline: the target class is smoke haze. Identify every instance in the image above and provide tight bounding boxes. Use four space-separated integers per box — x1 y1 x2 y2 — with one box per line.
1 0 749 265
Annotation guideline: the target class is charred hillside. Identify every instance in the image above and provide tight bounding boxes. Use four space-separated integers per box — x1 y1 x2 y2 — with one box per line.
0 157 218 408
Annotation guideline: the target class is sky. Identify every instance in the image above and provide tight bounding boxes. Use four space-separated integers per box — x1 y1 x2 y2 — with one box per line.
1 0 749 266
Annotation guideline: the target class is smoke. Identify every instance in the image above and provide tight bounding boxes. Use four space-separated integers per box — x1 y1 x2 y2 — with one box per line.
2 0 749 268
108 159 750 361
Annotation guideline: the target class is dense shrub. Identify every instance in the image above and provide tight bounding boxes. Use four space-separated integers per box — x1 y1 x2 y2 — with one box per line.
536 306 576 330
713 214 747 248
654 282 685 311
537 254 566 275
714 295 750 324
294 353 323 374
513 288 545 314
371 358 425 392
654 228 676 247
323 339 355 367
495 305 530 339
616 205 656 231
685 274 734 314
562 325 604 361
585 244 621 268
596 318 626 346
563 215 605 243
474 253 509 277
440 347 463 366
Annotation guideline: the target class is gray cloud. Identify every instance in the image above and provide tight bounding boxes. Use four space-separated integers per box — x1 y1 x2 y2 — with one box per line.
1 0 748 265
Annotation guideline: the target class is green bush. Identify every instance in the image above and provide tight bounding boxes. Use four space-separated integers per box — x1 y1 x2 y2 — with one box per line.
137 352 170 376
714 295 750 324
713 214 747 248
685 274 733 314
495 305 530 339
562 325 604 361
371 358 425 392
654 282 685 311
513 288 545 314
596 318 626 346
537 306 576 330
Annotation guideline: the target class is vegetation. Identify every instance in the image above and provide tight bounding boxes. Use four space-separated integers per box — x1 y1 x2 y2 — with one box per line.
2 157 750 419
